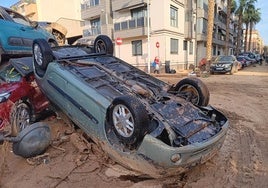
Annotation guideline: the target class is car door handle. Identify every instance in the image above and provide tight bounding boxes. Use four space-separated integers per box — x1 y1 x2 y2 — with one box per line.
20 27 26 31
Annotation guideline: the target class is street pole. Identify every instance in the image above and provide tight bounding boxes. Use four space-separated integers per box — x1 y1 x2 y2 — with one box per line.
147 0 151 74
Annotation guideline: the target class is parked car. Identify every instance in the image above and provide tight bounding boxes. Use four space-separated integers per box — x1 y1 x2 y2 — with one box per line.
237 56 251 67
239 52 257 64
0 57 50 136
72 36 95 47
0 6 57 63
210 55 239 74
32 35 228 177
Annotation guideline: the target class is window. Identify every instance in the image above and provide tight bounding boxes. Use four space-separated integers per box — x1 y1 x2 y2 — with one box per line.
183 40 187 51
170 38 178 54
170 5 178 27
132 40 142 56
131 7 147 19
90 18 101 35
189 41 193 55
90 0 99 6
202 18 208 34
81 0 99 10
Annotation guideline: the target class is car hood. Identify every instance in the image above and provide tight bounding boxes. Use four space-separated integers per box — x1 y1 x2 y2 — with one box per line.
214 61 232 64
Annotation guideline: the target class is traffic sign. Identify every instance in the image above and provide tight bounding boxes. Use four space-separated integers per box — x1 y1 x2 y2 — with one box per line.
116 37 123 45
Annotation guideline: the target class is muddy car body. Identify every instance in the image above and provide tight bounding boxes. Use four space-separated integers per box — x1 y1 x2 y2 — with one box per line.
32 35 228 177
0 57 49 135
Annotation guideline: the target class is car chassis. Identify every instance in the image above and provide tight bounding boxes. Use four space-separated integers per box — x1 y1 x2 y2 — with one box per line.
31 35 228 177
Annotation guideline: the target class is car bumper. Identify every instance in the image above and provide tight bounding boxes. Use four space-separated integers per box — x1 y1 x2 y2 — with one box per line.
105 117 228 178
138 121 227 164
210 67 231 73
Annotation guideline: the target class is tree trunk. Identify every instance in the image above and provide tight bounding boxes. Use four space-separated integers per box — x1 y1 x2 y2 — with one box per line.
235 14 243 55
248 21 253 51
206 0 215 61
224 0 232 55
244 23 249 52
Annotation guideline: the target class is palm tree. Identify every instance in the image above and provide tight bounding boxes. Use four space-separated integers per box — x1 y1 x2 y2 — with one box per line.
248 8 261 51
206 0 215 62
224 0 237 55
235 0 256 54
243 5 252 52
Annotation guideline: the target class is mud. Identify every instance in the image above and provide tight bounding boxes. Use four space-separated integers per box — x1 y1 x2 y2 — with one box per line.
0 64 268 188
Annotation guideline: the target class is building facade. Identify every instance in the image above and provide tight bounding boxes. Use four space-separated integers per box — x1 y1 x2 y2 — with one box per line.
12 0 263 71
11 0 84 43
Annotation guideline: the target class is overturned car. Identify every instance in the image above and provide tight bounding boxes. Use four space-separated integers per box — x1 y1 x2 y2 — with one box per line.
31 35 228 177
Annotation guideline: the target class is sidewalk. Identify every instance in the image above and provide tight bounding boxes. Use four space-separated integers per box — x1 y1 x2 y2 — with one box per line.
150 70 190 78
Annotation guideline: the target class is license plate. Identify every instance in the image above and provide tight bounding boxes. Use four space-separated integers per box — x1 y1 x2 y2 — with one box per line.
216 67 223 70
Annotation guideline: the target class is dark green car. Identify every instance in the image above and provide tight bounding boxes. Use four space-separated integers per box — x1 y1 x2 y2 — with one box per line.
31 35 228 178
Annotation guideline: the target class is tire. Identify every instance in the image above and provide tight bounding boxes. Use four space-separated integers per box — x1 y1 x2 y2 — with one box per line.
33 39 54 77
10 102 32 136
48 40 58 47
94 35 113 55
108 95 149 147
175 77 210 106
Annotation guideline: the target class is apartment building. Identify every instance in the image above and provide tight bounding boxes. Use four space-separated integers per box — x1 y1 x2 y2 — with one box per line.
195 0 238 62
244 30 264 54
81 0 239 72
12 0 239 71
81 0 193 72
11 0 84 43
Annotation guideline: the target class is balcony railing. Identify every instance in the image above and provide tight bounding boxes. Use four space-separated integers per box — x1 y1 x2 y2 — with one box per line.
83 27 101 37
114 17 147 31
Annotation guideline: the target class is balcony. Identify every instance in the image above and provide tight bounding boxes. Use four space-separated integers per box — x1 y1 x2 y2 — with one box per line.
113 17 148 38
81 4 102 20
112 0 146 12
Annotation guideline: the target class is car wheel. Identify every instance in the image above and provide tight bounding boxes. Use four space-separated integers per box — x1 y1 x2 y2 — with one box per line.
10 101 32 136
94 35 113 55
48 40 58 47
33 39 54 77
175 77 210 106
109 95 149 147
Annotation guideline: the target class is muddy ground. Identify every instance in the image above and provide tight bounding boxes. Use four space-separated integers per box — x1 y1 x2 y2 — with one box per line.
1 63 268 188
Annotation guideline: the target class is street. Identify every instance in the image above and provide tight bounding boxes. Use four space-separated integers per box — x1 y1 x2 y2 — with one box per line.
0 62 268 188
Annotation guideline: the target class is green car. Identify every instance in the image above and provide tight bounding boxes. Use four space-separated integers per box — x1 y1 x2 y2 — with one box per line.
32 35 228 178
0 6 57 63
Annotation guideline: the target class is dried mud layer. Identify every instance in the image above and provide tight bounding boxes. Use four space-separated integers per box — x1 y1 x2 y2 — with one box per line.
1 63 268 188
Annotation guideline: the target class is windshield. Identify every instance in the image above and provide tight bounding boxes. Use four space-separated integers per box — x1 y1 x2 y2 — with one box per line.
217 56 233 61
0 64 22 83
6 9 31 26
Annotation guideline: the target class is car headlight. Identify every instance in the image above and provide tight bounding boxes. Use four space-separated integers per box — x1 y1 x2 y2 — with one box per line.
0 92 11 103
223 64 231 68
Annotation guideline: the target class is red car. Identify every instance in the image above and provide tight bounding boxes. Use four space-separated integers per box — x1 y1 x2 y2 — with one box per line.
0 57 49 136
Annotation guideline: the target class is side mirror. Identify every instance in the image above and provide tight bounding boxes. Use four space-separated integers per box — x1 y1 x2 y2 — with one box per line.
0 122 51 158
31 21 38 28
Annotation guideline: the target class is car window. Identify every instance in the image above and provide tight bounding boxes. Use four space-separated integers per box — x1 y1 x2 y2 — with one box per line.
6 9 30 26
218 56 232 61
0 64 22 83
